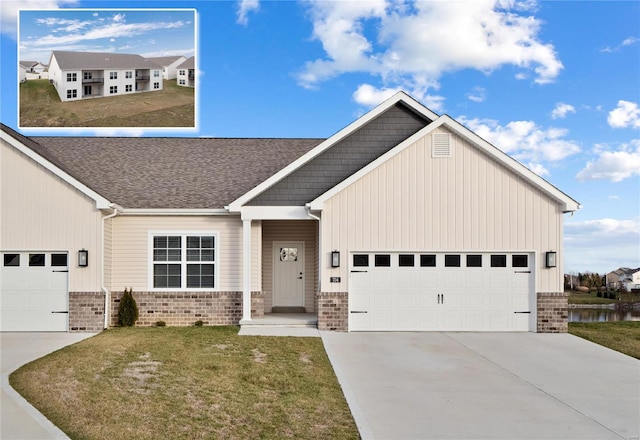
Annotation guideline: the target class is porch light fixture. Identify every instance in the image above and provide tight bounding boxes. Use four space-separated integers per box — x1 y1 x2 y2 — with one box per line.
331 250 340 268
78 249 88 267
545 251 556 268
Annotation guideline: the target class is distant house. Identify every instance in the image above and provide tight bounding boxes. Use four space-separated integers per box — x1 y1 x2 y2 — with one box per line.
176 56 195 87
607 267 640 291
146 55 187 80
19 64 26 83
20 61 45 73
47 50 163 102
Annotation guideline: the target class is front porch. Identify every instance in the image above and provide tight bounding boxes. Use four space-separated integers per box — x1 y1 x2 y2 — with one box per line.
238 313 320 337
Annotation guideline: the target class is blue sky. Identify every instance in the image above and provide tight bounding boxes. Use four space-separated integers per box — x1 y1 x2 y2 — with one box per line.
1 0 638 274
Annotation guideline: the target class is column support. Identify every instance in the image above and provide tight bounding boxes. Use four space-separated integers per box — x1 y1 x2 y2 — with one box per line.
242 219 252 321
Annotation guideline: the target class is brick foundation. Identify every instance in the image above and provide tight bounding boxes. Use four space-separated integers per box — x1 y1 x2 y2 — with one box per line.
537 292 569 333
68 291 105 332
109 291 262 327
317 292 348 331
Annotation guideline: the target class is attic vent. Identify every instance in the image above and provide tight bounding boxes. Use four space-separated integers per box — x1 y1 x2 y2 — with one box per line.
432 133 451 158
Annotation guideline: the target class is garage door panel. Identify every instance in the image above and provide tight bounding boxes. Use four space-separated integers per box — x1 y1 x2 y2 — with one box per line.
350 252 534 332
1 252 68 332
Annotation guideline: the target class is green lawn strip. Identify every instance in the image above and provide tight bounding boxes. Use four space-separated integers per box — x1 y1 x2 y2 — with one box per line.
569 321 640 360
9 327 359 440
19 79 194 127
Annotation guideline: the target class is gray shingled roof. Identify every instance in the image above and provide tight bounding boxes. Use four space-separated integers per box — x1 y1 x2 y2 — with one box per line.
20 60 41 69
146 56 186 67
177 56 195 69
1 124 323 209
50 51 162 70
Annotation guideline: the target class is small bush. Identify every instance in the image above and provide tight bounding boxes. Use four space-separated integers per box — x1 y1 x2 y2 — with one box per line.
156 321 166 327
596 291 602 298
117 288 139 327
194 320 204 327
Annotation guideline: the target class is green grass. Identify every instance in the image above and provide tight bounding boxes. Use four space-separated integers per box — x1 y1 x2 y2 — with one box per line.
19 79 194 127
9 327 359 440
569 321 640 359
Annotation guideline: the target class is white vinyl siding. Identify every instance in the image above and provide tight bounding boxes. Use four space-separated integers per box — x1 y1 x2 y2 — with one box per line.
0 139 103 292
110 216 260 292
321 126 563 294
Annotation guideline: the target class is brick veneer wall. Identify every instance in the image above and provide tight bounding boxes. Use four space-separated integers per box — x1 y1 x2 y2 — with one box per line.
109 291 263 327
537 292 569 333
69 291 105 332
317 292 348 331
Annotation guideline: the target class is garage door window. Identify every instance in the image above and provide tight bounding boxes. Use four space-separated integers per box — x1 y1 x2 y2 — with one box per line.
51 254 68 267
467 255 482 267
4 254 19 266
29 254 45 266
420 254 436 267
445 254 461 267
399 254 415 267
512 255 528 267
353 254 369 267
491 255 507 267
375 254 391 267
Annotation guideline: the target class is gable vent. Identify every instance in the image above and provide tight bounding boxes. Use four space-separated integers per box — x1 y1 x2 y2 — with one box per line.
432 133 452 158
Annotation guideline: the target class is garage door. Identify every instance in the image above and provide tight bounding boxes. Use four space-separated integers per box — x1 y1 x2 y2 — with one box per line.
349 252 534 332
1 252 69 331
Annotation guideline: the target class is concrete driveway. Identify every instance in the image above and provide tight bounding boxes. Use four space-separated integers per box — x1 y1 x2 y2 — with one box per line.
322 332 640 440
1 332 95 440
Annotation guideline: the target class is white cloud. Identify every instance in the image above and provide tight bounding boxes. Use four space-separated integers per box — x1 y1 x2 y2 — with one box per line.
458 116 581 172
608 195 619 200
551 102 576 119
237 0 260 26
1 0 78 38
608 100 640 129
564 218 640 273
110 38 115 42
112 13 125 23
576 140 640 182
601 36 639 53
298 0 562 96
467 87 486 103
352 83 445 111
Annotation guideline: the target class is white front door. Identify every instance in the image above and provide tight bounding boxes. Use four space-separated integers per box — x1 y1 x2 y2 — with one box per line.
273 242 304 307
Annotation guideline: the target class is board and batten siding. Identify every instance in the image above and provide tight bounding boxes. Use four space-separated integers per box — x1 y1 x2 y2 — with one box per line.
321 126 564 294
109 215 260 292
261 220 318 313
0 139 103 292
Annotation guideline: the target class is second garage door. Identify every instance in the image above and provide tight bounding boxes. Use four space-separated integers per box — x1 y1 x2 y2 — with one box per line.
349 252 534 332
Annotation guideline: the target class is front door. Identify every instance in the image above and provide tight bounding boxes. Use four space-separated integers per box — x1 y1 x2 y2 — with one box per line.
273 242 304 307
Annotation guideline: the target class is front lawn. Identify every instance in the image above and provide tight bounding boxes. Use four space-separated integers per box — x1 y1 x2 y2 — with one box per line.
569 321 640 359
10 327 359 440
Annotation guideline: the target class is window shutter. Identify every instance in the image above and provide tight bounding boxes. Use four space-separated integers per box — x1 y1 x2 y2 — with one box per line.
432 133 452 157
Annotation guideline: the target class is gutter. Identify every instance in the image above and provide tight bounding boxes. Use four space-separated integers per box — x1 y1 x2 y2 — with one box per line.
101 204 121 329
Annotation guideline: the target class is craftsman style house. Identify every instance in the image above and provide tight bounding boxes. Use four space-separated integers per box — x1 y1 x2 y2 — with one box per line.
0 92 579 333
48 51 163 102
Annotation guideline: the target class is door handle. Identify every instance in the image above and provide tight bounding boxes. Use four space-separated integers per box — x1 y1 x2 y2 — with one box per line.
350 270 368 273
52 270 69 273
51 311 69 314
514 311 531 314
350 311 368 314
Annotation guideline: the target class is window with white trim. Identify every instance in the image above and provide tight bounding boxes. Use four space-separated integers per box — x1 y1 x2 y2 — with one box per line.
151 234 216 289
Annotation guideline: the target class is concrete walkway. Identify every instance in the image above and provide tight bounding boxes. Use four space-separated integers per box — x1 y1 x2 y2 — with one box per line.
321 332 640 440
1 332 95 440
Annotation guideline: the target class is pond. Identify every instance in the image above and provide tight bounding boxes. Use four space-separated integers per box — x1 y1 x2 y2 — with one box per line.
569 304 640 322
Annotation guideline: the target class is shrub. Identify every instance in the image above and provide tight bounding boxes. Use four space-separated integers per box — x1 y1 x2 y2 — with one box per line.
117 288 139 327
596 291 602 298
194 320 204 327
156 320 166 327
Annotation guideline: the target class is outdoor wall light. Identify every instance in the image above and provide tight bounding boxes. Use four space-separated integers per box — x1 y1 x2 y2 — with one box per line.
78 249 88 267
331 250 340 268
545 251 557 268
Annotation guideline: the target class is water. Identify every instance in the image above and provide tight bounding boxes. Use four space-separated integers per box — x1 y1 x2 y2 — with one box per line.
569 305 640 323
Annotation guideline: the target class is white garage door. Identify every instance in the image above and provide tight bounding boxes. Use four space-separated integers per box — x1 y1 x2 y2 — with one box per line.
1 252 69 332
349 252 534 332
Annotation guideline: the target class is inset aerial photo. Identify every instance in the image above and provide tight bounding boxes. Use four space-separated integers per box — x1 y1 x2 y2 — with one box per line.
18 9 196 128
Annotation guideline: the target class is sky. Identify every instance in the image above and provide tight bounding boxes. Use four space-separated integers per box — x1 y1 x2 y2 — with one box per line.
1 0 639 275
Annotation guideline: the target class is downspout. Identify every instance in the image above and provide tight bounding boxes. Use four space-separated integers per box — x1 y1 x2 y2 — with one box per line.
101 204 120 329
306 207 322 295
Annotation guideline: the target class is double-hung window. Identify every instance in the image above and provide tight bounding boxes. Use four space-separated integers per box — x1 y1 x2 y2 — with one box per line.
151 233 216 290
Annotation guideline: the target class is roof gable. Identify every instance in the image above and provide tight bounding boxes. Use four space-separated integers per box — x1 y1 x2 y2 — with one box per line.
308 114 580 212
228 91 438 210
146 55 187 67
177 56 195 69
